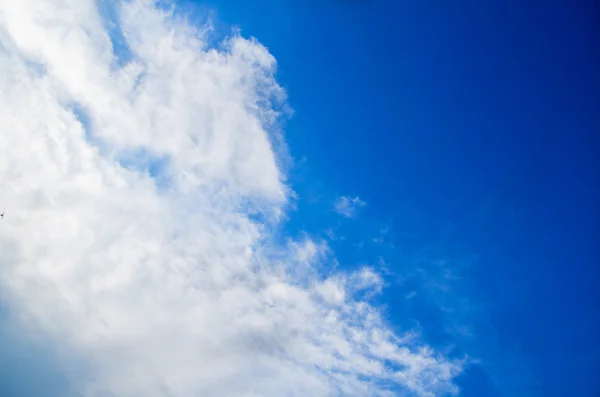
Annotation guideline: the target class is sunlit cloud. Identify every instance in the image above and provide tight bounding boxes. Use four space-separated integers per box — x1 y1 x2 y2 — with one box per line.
0 1 463 396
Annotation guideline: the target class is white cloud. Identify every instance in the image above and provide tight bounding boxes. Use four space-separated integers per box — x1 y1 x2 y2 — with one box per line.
0 1 463 396
334 196 366 218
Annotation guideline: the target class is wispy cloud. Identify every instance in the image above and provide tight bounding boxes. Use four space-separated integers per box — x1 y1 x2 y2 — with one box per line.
334 196 367 218
0 1 462 396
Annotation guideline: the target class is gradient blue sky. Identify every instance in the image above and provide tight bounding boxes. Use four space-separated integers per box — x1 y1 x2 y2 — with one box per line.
180 0 600 396
0 1 598 396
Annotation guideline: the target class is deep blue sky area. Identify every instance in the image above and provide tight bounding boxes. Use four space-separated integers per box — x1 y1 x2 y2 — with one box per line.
182 0 600 396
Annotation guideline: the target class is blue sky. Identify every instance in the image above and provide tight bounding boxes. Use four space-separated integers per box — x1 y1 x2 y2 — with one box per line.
0 0 598 396
182 0 600 395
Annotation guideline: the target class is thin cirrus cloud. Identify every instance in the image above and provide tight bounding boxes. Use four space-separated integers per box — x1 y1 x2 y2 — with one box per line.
0 1 463 396
334 196 367 218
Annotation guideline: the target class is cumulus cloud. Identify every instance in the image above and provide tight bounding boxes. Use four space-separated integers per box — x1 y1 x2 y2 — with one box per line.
334 196 367 218
0 1 463 396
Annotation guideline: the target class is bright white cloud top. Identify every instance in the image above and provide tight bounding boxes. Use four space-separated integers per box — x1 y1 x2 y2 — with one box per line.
0 1 463 396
